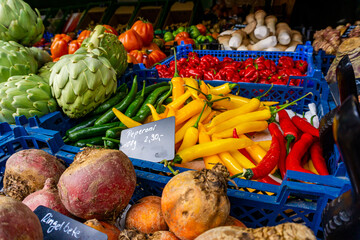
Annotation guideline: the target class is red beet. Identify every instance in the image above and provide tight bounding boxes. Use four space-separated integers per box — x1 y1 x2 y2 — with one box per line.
3 149 66 201
57 148 136 221
0 195 43 239
22 178 72 216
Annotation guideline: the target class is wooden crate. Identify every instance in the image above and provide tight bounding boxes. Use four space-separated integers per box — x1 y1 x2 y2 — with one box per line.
163 1 194 28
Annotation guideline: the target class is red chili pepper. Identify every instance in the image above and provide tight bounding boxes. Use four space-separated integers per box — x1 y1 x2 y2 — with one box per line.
278 109 299 154
188 52 198 58
199 60 210 70
214 71 224 80
291 115 319 138
188 55 200 67
264 59 277 72
286 133 314 174
223 64 237 71
295 60 308 74
188 68 203 79
278 56 294 69
222 57 234 64
234 128 280 180
203 70 216 80
259 69 272 79
309 141 329 175
244 58 254 68
268 123 287 178
258 176 281 185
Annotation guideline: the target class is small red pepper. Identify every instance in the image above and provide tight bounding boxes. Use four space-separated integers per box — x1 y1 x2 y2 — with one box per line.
268 123 287 178
188 52 198 58
203 70 216 80
286 133 314 174
278 109 299 154
233 127 280 180
187 68 203 79
309 141 329 175
291 115 320 138
278 56 294 69
295 60 308 74
243 58 254 68
258 176 281 185
264 59 277 72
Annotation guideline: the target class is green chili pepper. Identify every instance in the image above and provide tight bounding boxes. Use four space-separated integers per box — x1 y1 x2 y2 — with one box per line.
124 81 146 118
135 81 169 98
64 114 100 140
90 87 128 116
104 140 117 149
68 122 119 142
156 82 173 112
94 76 138 126
74 136 104 147
105 126 127 139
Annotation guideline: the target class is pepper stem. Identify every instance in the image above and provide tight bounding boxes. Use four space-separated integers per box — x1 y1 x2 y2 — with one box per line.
285 135 295 154
257 84 273 100
229 169 254 180
102 137 120 143
310 115 316 126
160 160 179 175
172 48 180 78
185 84 211 100
140 80 146 97
193 102 207 129
271 92 312 115
62 136 69 143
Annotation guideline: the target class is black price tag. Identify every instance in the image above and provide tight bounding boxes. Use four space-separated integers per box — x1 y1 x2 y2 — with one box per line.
120 117 175 162
34 206 108 240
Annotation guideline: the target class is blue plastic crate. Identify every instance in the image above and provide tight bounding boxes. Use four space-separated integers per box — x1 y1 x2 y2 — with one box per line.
314 50 335 76
150 41 317 79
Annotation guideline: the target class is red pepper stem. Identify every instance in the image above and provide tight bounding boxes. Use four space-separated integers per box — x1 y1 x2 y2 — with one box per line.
271 92 312 115
193 102 207 129
285 135 295 154
257 84 273 100
172 48 180 78
310 115 316 126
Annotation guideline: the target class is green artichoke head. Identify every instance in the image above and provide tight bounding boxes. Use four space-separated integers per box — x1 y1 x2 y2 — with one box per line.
0 40 38 83
0 0 44 46
28 47 52 67
0 74 58 123
49 52 117 119
37 61 55 83
83 25 128 76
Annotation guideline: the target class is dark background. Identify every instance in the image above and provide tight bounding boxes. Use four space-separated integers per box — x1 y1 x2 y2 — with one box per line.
24 0 360 30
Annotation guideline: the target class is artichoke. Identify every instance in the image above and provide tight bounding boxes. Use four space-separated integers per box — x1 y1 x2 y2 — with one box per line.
28 47 52 67
0 40 38 83
82 25 128 76
0 0 44 46
49 51 117 119
0 74 57 123
37 61 55 83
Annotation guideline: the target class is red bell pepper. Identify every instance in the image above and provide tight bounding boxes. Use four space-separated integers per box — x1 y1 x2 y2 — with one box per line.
295 60 308 74
278 56 294 69
188 68 203 79
203 70 216 80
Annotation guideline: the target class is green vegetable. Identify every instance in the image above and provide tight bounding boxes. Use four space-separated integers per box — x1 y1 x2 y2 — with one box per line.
156 82 173 112
206 35 215 43
68 122 119 142
189 26 201 39
74 136 104 147
65 114 100 139
135 81 169 98
105 126 127 139
90 84 128 116
124 81 146 118
105 140 117 149
94 75 138 126
164 32 174 42
196 35 207 44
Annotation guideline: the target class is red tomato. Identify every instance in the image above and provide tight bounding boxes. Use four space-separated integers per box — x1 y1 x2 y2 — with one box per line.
131 19 154 46
118 29 144 52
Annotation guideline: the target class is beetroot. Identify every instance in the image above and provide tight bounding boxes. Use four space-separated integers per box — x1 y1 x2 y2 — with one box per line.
0 195 43 239
3 149 66 201
22 178 72 216
57 148 136 221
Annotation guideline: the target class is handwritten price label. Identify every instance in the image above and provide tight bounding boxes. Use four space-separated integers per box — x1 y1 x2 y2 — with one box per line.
120 117 175 162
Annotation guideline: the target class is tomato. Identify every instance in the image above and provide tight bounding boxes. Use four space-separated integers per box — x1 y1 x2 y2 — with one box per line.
77 30 91 42
127 53 139 64
103 25 118 36
68 40 82 54
129 50 152 68
196 24 207 35
175 32 190 41
177 38 195 46
51 38 69 59
148 50 167 66
131 19 154 45
142 42 160 51
118 29 144 52
53 34 72 43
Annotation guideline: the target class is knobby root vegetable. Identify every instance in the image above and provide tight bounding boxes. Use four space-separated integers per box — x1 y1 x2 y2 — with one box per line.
161 164 230 240
22 178 72 216
125 196 168 234
84 219 121 240
248 36 277 51
119 229 148 240
149 231 180 240
276 22 292 45
57 148 136 221
195 223 316 240
3 149 66 201
0 196 43 239
265 15 277 35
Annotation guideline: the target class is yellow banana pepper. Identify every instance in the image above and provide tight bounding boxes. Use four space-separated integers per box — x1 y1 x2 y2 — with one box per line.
112 108 141 128
213 121 268 139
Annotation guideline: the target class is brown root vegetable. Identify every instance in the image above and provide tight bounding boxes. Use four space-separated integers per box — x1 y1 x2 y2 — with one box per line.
3 149 66 201
119 229 148 240
22 178 71 216
125 196 168 234
223 216 247 228
195 226 252 240
149 231 180 240
57 148 136 221
161 164 230 240
195 223 316 240
0 195 43 239
84 219 120 240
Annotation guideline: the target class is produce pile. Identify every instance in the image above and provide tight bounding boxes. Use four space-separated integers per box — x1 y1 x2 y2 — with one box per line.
156 52 308 85
162 24 218 50
119 19 167 68
218 10 303 51
0 148 317 240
